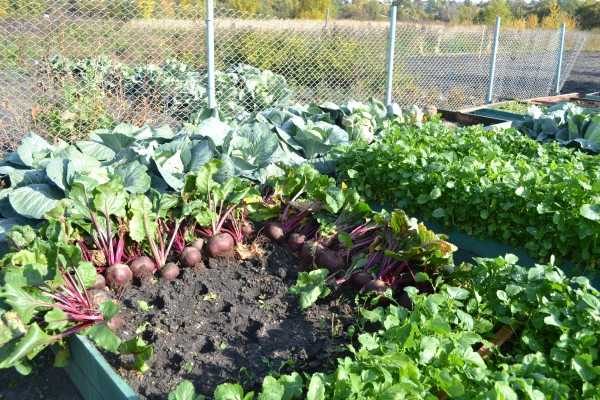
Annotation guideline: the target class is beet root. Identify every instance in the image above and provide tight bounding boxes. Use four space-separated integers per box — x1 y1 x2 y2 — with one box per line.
241 221 255 237
105 263 132 289
191 238 205 252
92 274 106 290
181 246 203 268
264 222 285 242
107 314 125 332
316 248 345 272
362 279 388 294
161 262 180 281
130 256 156 279
287 233 306 252
207 233 235 258
89 289 111 306
349 271 372 290
299 240 318 267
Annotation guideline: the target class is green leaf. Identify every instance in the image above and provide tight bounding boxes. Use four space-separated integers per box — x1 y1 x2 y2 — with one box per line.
358 333 379 351
580 204 600 221
288 269 331 310
99 300 120 320
168 380 205 400
278 373 303 400
85 323 121 353
0 312 26 347
432 208 445 218
44 308 69 331
53 344 70 368
493 381 517 400
118 337 153 373
76 262 97 289
0 323 54 369
258 376 285 400
306 374 326 400
445 286 470 300
214 383 247 400
128 194 155 243
429 187 442 199
113 161 151 194
8 184 63 219
93 180 127 217
0 285 47 323
419 336 439 364
572 354 597 382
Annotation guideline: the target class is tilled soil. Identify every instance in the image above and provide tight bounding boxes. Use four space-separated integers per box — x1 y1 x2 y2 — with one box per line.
107 243 354 399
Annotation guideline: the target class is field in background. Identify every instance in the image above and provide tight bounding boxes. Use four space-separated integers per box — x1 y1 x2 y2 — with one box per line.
0 6 594 149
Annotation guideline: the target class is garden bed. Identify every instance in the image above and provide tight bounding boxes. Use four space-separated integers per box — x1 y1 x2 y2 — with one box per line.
106 243 353 399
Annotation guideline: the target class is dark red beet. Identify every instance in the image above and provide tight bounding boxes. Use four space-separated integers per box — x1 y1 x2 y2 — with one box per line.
107 314 125 332
191 238 205 252
241 221 255 237
105 263 132 289
161 262 180 281
362 279 388 293
264 222 285 242
316 248 345 271
92 274 106 290
299 240 318 266
89 289 110 306
287 233 306 252
207 232 235 258
350 271 372 290
130 256 156 279
181 246 203 268
397 292 413 309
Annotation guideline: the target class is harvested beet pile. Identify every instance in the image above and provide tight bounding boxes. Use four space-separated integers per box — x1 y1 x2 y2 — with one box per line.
107 243 353 399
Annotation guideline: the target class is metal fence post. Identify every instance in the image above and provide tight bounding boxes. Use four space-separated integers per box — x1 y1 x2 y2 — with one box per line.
384 2 398 111
553 23 566 95
486 16 501 104
205 0 217 114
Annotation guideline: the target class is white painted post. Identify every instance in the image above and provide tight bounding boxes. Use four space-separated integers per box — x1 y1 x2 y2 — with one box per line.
554 23 566 95
486 16 501 104
205 0 217 113
385 2 398 111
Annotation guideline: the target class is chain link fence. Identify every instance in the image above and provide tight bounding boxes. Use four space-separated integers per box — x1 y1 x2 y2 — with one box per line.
0 1 589 150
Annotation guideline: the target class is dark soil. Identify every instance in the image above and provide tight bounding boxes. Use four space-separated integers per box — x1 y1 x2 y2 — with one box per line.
0 349 82 400
562 51 600 94
107 243 354 399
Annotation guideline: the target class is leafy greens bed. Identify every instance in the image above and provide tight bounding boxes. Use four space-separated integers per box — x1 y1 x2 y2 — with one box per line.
175 254 599 400
337 120 600 269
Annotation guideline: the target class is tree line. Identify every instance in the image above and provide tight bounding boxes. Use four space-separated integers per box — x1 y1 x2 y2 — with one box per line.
1 0 598 30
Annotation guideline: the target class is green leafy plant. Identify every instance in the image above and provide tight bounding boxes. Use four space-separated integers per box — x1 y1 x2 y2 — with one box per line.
338 120 600 268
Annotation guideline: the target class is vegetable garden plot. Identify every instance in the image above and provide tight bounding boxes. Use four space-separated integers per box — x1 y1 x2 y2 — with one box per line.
338 120 600 270
0 58 599 398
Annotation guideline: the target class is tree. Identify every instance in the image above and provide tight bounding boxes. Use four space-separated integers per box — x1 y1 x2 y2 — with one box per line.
136 0 155 18
577 1 600 30
296 0 334 19
226 0 260 15
455 2 478 24
338 0 388 21
479 0 513 25
539 0 576 29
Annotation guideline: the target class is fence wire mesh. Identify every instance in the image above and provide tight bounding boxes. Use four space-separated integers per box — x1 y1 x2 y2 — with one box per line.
0 1 589 151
